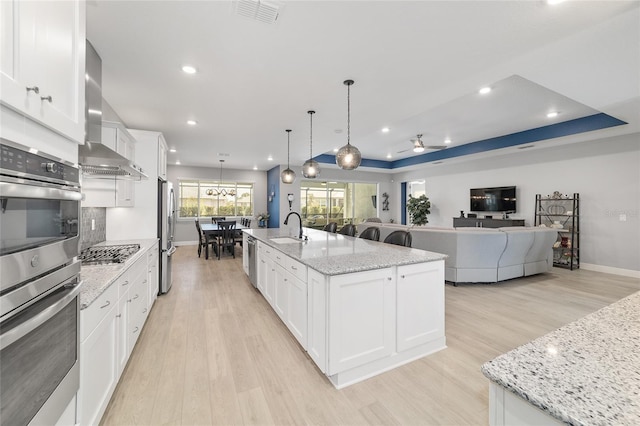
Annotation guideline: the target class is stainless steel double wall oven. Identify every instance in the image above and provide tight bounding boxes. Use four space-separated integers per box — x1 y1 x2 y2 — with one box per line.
0 139 82 425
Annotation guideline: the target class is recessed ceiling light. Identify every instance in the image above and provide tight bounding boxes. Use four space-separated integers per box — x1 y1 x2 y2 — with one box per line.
169 148 177 153
547 0 565 5
444 138 452 144
333 148 339 153
253 166 258 170
186 120 197 125
182 65 197 74
547 111 559 118
381 127 390 133
386 153 392 159
267 155 273 161
175 161 181 165
479 87 492 95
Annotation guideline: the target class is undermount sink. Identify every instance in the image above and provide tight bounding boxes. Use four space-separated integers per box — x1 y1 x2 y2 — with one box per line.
270 237 303 244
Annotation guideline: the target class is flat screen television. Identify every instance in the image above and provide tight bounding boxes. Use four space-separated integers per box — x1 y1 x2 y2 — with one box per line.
470 186 516 213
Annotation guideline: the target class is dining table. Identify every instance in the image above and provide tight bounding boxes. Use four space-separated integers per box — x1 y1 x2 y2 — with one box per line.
200 222 249 259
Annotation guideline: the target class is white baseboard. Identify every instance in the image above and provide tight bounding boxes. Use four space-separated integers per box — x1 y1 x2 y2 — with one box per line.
174 241 198 247
581 263 640 279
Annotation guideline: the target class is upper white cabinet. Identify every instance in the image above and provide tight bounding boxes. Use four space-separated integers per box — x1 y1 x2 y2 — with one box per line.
158 133 168 181
0 0 86 143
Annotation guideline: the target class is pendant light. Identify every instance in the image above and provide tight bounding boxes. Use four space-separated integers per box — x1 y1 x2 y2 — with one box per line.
206 160 235 196
336 79 362 170
302 110 320 178
281 129 296 184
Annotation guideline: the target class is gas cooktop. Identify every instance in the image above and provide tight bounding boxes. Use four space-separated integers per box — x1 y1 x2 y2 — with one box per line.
80 244 140 265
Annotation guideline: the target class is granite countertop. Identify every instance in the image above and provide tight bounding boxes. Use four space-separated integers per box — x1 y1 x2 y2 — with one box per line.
80 239 158 310
245 227 446 276
481 291 640 425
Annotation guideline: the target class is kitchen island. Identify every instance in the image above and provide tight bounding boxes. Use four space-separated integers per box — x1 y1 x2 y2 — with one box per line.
482 291 640 426
244 227 447 388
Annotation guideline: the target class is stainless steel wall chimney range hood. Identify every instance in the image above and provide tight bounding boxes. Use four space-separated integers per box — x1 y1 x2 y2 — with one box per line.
79 40 147 180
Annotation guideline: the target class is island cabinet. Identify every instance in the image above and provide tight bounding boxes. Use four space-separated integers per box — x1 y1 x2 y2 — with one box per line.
252 234 446 389
307 261 445 388
257 241 308 348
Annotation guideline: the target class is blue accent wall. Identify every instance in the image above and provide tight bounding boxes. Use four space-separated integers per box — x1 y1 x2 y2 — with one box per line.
401 182 407 225
267 166 280 228
315 113 626 170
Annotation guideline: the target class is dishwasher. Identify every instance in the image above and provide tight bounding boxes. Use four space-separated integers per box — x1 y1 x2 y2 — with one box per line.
247 236 258 288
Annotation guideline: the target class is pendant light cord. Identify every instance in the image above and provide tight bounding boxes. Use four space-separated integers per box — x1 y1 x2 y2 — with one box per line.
286 129 291 168
308 111 315 160
347 83 351 146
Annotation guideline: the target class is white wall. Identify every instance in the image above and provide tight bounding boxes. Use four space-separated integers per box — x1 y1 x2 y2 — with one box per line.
168 164 268 244
392 133 640 272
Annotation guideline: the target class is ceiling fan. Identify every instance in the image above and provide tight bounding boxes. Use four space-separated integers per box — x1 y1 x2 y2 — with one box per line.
397 134 448 154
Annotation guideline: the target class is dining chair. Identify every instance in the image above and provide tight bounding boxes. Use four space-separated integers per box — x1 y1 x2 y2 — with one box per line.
323 222 338 233
216 220 237 259
338 224 356 237
383 230 412 247
358 226 380 241
211 216 226 224
195 219 215 259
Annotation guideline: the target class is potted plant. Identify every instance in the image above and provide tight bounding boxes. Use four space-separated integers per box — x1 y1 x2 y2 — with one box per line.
407 194 431 225
256 212 270 228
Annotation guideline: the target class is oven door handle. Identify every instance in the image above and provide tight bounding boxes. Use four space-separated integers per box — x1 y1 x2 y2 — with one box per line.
0 181 82 201
0 281 82 350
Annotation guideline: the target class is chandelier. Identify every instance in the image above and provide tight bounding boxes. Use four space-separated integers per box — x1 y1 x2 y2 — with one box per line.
206 160 236 197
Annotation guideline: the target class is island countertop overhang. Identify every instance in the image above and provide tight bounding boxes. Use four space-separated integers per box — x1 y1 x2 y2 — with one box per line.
244 227 447 276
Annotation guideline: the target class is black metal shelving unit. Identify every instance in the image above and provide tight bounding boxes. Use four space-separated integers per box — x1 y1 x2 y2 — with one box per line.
534 193 580 270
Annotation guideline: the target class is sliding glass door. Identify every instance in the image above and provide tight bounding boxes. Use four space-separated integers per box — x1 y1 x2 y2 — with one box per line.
300 181 377 229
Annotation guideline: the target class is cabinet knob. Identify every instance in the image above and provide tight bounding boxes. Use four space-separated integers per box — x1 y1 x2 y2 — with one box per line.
387 277 392 281
26 86 40 94
133 294 139 299
400 275 406 279
143 308 147 313
116 314 121 318
123 280 129 286
100 300 111 309
133 326 139 333
40 95 53 103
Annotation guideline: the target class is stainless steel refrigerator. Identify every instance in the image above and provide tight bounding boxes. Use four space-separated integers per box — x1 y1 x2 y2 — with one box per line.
158 179 176 294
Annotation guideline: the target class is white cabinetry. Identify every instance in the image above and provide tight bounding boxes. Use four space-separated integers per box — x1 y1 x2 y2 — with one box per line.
285 258 307 347
252 238 446 389
79 282 118 426
0 0 86 144
396 262 444 352
256 242 307 348
158 134 168 181
79 247 155 425
147 242 159 308
328 268 395 375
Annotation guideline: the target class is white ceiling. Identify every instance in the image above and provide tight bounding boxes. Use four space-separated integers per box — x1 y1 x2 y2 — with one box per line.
86 0 640 172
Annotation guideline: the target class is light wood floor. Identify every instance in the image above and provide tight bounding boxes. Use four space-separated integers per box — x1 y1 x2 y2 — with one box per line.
101 246 639 426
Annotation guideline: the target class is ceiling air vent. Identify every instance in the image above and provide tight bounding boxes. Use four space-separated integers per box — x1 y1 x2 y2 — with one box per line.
235 0 282 24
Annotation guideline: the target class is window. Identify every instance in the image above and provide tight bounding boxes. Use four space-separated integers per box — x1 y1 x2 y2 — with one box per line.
300 180 377 229
178 179 253 218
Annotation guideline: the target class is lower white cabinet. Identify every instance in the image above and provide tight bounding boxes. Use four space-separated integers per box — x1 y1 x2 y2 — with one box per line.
147 242 159 309
286 269 307 347
252 240 445 388
79 297 118 425
328 268 396 375
274 264 288 320
79 245 156 425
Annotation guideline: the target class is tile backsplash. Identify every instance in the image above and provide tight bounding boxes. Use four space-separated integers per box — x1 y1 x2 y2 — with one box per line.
81 207 106 251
